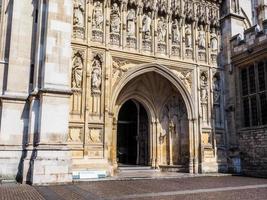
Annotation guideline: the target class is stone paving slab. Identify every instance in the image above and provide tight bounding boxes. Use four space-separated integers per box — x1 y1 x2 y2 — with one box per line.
1 176 267 200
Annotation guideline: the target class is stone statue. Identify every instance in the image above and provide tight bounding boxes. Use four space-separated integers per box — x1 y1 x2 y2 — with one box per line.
142 12 152 39
72 56 83 88
127 9 136 36
92 1 104 30
91 59 102 92
73 0 85 27
200 73 208 102
185 25 192 48
110 3 121 33
172 19 180 44
198 25 206 49
157 17 167 43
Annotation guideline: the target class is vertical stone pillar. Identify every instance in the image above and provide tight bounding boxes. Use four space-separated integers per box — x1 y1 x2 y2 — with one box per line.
0 0 34 181
29 0 73 185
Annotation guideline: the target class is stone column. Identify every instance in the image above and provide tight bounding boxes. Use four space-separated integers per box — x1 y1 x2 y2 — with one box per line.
0 0 34 181
29 0 73 185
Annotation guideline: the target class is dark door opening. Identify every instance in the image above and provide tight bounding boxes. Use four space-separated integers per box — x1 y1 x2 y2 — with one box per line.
117 100 149 166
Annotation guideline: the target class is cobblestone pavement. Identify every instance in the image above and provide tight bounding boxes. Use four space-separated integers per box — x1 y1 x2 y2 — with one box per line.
1 176 267 200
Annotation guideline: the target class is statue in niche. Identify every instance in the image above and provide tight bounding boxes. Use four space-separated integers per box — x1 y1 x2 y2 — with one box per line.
213 75 220 104
110 3 121 33
197 5 205 24
200 73 208 103
142 12 152 40
127 9 136 36
185 25 192 48
157 17 167 43
211 28 218 51
198 25 206 49
91 59 102 93
172 19 180 44
184 1 193 21
73 0 85 27
72 55 83 88
92 1 104 30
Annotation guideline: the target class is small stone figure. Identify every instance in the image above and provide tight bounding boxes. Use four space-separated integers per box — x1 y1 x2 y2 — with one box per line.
110 3 121 33
73 0 85 27
200 74 208 102
127 9 136 37
91 59 102 92
198 25 206 49
157 17 167 43
185 25 192 48
72 56 83 88
142 12 152 40
92 1 104 30
172 19 181 44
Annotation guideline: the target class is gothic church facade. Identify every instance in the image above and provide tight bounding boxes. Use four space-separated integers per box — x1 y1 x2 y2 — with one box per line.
0 0 266 184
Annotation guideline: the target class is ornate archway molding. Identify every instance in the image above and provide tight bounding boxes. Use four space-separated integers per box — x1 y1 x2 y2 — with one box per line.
110 63 199 173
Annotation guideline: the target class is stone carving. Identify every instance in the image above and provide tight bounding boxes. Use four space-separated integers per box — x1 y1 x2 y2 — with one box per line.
91 57 102 94
72 51 84 88
142 12 152 40
157 17 167 43
92 1 104 30
112 60 128 78
172 69 192 93
184 1 193 22
185 25 192 48
110 3 121 33
197 4 206 25
127 9 136 37
73 0 85 38
200 72 208 103
172 19 181 45
198 25 206 49
68 127 82 142
89 129 103 143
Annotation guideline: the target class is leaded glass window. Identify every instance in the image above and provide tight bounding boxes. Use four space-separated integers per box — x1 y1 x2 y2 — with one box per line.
241 61 267 127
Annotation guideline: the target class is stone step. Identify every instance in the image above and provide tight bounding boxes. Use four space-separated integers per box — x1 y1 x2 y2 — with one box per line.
118 166 153 171
159 165 189 173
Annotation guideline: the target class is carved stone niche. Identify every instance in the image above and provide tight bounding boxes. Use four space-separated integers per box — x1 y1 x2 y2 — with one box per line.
184 24 193 59
91 54 103 95
72 50 85 90
92 0 104 42
73 0 86 39
110 1 121 46
142 9 153 52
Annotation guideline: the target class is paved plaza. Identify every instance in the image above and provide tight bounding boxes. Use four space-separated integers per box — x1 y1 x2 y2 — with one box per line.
1 176 267 200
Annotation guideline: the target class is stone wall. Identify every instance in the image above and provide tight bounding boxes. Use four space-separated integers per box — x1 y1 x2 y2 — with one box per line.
238 128 267 177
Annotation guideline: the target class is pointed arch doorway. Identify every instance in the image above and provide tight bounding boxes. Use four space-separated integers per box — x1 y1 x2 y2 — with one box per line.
117 99 149 166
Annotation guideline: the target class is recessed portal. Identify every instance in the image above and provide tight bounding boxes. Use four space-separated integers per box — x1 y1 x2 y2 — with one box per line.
117 100 149 166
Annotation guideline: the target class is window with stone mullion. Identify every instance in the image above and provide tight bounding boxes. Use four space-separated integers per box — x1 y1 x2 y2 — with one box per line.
241 62 267 127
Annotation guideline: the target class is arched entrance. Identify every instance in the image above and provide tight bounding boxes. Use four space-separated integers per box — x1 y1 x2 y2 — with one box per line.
111 64 198 173
117 99 149 166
